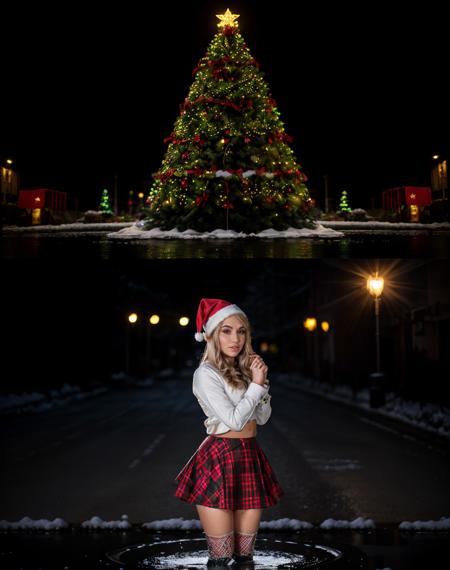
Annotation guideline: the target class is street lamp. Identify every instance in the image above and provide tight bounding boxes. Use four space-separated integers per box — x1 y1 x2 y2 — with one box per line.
146 314 160 374
367 273 385 407
303 317 319 378
303 317 317 332
125 312 139 374
367 273 384 373
320 321 335 385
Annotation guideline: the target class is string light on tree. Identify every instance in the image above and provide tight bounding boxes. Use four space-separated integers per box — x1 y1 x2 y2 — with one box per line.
99 188 113 214
338 190 351 213
145 8 313 233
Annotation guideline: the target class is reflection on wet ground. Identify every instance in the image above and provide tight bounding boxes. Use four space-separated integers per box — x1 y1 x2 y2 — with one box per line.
1 233 449 259
106 537 363 568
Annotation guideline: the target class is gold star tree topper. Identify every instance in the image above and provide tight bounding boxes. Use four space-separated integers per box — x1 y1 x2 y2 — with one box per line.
216 8 240 28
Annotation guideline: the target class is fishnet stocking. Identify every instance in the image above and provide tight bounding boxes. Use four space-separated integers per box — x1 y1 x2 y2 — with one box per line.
205 530 234 560
234 531 257 558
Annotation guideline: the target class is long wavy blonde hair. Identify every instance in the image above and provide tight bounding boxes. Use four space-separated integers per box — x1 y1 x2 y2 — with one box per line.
200 313 253 390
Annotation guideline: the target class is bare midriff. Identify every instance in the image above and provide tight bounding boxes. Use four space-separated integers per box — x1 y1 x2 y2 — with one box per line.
214 419 257 438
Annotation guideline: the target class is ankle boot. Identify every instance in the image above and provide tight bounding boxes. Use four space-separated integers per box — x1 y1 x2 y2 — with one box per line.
232 554 255 568
233 531 257 567
205 531 234 567
207 557 232 567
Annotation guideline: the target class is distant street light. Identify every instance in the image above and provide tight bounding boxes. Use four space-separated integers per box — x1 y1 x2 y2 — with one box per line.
179 316 189 327
303 316 319 378
303 317 317 332
367 272 385 408
321 321 335 385
125 312 139 374
128 312 138 324
147 314 160 374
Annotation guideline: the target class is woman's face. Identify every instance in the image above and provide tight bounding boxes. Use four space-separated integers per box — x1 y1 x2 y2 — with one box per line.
217 315 246 360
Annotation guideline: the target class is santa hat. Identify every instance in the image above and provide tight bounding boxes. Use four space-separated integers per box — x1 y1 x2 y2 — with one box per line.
195 298 246 342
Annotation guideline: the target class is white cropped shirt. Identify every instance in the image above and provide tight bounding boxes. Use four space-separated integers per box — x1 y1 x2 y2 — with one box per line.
192 362 272 435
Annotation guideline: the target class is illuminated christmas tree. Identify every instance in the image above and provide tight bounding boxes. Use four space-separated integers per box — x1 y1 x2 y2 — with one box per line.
338 190 351 213
99 188 113 214
145 9 312 233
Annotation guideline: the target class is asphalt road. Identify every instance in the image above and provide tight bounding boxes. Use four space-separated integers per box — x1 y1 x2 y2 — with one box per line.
1 374 449 524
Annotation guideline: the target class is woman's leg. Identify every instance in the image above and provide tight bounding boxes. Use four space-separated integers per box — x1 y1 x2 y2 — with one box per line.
232 509 262 561
196 505 234 565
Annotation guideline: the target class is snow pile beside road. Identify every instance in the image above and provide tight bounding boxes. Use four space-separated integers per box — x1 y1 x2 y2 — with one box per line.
81 514 131 529
260 518 313 530
281 375 450 439
0 517 68 530
320 517 375 530
382 397 450 438
143 518 202 530
399 517 450 531
0 383 108 415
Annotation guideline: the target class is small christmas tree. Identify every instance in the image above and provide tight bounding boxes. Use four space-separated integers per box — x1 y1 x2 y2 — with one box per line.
338 190 351 213
99 188 114 214
145 8 312 233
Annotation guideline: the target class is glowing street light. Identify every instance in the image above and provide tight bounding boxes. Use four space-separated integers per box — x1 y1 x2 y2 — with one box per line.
303 316 319 378
149 314 160 325
125 312 139 375
179 316 189 327
367 273 384 374
303 317 317 332
367 272 385 408
367 273 384 300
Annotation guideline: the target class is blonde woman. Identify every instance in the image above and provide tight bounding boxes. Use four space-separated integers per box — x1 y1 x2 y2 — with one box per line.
174 298 283 568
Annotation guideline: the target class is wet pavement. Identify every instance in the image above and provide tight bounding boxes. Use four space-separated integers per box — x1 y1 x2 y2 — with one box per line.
2 232 449 259
1 525 449 569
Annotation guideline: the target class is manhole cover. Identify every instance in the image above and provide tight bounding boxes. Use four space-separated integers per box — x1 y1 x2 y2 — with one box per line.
105 537 367 568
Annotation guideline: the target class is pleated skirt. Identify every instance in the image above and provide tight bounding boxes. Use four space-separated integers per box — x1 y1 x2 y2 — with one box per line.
174 435 284 510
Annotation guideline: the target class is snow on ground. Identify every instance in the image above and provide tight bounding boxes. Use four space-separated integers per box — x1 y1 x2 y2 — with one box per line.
81 514 131 530
2 516 449 532
0 383 108 415
399 517 450 531
278 374 450 440
107 223 343 239
143 518 202 531
320 517 375 530
260 519 313 530
0 516 69 530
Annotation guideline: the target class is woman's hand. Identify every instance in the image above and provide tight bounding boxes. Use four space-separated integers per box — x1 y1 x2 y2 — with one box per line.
250 353 268 386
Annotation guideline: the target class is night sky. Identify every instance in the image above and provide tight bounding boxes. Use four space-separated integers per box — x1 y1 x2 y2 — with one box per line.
2 0 448 210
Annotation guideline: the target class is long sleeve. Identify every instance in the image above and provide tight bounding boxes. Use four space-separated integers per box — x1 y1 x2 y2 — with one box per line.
193 366 268 432
255 392 272 425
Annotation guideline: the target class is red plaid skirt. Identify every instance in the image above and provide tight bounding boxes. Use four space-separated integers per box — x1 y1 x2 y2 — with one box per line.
174 435 284 510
